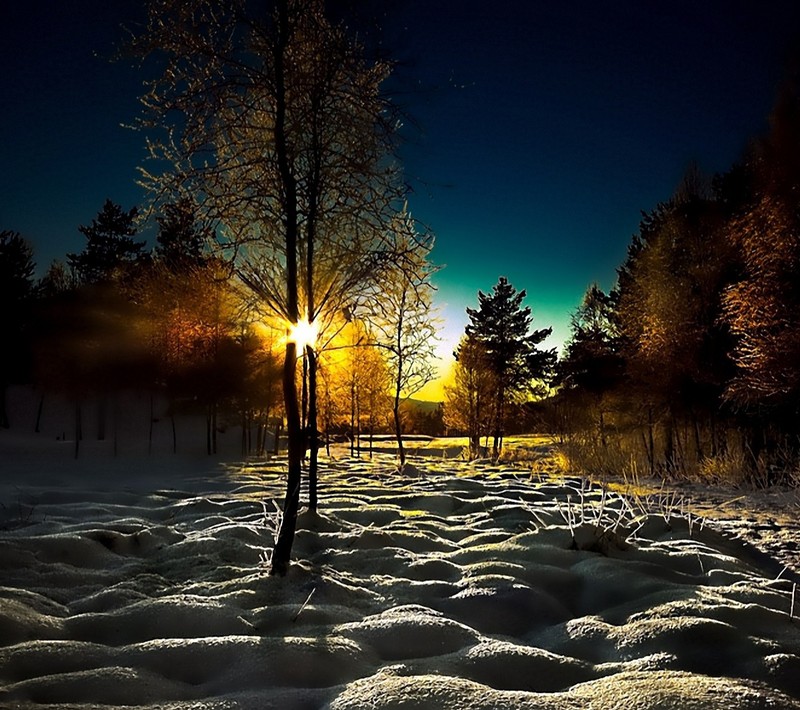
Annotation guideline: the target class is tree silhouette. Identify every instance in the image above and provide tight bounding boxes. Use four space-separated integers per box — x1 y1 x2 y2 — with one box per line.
133 0 404 574
67 200 145 286
465 277 555 458
557 284 624 449
444 335 493 459
155 198 209 271
368 210 439 468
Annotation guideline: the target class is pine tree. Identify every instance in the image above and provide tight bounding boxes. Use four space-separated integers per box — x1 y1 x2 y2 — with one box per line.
465 276 554 458
68 200 145 286
155 198 208 271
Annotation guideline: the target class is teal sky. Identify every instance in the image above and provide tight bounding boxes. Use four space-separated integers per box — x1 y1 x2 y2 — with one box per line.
2 1 800 392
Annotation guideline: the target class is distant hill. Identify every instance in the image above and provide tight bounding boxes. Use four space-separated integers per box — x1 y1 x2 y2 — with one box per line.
404 398 442 413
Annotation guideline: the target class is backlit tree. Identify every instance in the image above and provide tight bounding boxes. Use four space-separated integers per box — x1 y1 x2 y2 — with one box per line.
465 277 555 458
132 0 404 573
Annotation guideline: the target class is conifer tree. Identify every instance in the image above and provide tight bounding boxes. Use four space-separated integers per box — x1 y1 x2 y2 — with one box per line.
465 277 554 458
155 198 208 271
67 200 145 286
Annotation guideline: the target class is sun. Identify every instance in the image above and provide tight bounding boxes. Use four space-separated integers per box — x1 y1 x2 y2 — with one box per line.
288 318 318 351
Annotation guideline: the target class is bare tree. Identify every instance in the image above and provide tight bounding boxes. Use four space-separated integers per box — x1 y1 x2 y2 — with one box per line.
367 210 439 468
444 336 494 459
132 0 405 574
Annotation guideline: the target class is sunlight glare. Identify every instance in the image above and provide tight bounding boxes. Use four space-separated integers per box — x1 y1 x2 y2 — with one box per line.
288 318 318 351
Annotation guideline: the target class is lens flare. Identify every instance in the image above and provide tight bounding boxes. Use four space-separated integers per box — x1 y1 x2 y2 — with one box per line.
288 319 318 351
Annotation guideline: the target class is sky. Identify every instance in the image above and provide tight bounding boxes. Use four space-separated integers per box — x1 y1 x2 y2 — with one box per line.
2 1 800 399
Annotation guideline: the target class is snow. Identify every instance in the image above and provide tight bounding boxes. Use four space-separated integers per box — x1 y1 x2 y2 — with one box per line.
2 417 800 708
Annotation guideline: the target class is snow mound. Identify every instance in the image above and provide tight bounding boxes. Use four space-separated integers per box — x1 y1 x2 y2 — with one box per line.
2 449 800 708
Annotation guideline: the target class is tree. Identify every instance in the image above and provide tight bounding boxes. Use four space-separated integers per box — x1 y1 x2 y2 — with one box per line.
464 277 555 458
444 335 494 459
722 79 800 422
67 200 145 286
0 230 37 427
557 284 624 448
368 210 439 468
133 0 404 574
155 198 209 271
613 170 739 473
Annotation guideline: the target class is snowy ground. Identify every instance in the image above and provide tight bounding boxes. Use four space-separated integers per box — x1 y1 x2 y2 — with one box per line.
2 432 800 708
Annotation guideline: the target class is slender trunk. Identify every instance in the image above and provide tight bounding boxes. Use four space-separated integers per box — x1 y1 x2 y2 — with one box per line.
271 343 303 576
269 0 303 577
301 349 308 433
325 422 330 457
692 414 703 462
356 398 361 458
350 378 356 457
470 434 480 459
394 297 406 467
663 415 675 477
307 346 319 513
598 403 607 449
394 392 405 467
274 419 282 455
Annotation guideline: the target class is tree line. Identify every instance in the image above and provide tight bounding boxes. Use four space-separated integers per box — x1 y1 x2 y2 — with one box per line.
1 198 440 458
553 72 800 486
3 0 451 575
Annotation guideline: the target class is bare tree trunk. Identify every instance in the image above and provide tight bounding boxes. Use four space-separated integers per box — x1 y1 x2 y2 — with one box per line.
692 414 703 462
393 392 405 467
270 0 303 576
307 346 319 513
349 377 355 457
271 343 303 576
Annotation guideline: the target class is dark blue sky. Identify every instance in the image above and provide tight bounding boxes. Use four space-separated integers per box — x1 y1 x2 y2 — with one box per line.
2 1 800 375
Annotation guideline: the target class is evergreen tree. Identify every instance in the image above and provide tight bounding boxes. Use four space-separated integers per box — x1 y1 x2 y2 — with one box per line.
155 198 208 271
557 284 624 448
465 276 555 458
68 200 145 285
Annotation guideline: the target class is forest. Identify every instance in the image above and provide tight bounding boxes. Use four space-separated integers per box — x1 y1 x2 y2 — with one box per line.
2 0 800 573
5 71 800 497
